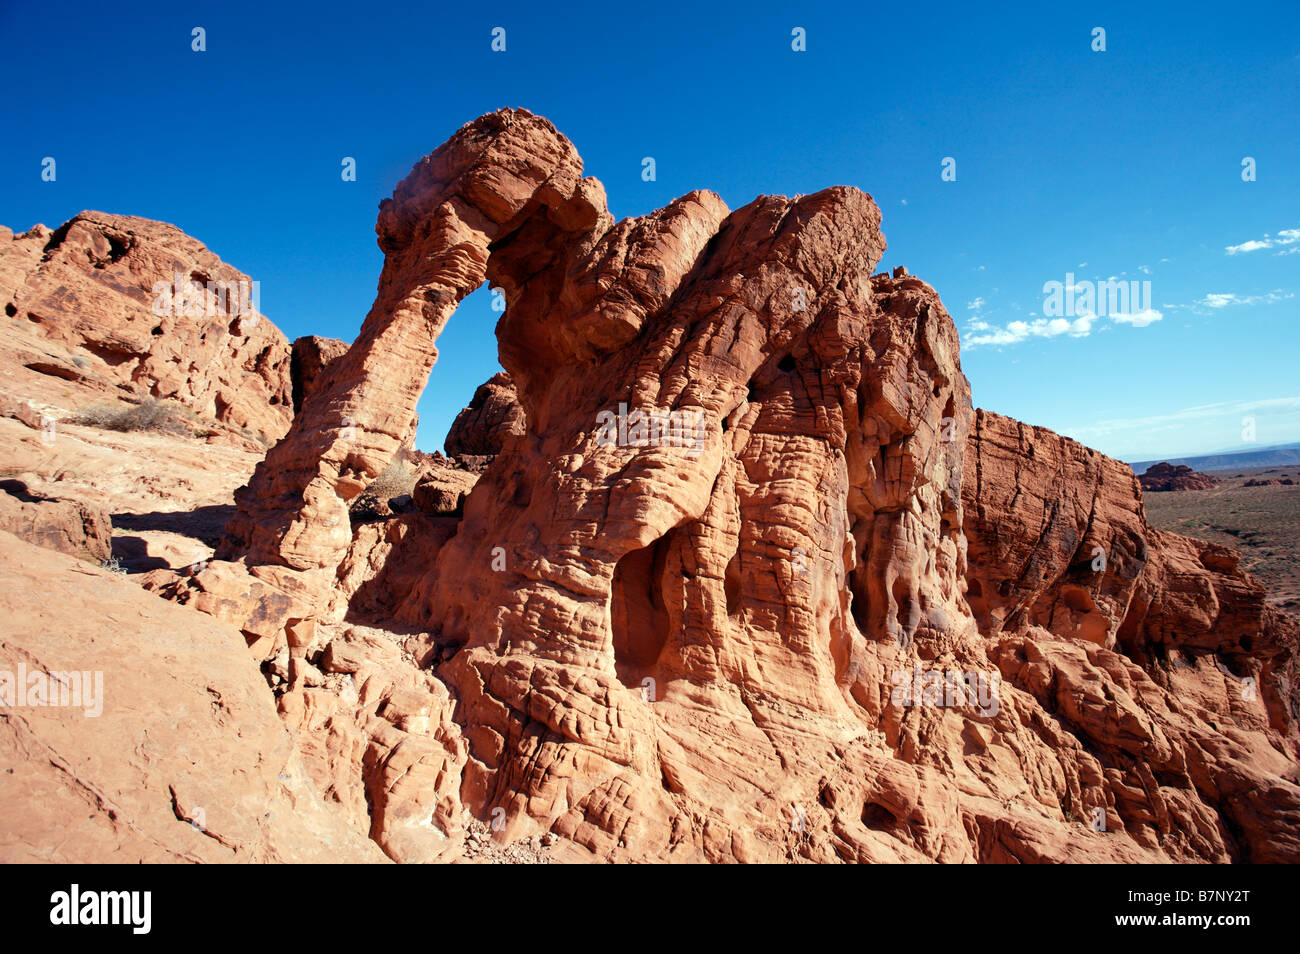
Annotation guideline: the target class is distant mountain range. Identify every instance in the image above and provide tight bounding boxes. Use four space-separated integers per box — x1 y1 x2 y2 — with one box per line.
1128 442 1300 475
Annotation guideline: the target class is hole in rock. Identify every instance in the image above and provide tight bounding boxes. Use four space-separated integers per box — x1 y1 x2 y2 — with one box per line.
103 234 130 265
610 530 679 686
861 802 897 832
81 341 133 367
409 285 508 454
724 548 743 617
892 576 914 637
965 577 991 632
510 471 531 507
849 582 870 636
1061 585 1095 614
848 528 871 636
778 354 797 372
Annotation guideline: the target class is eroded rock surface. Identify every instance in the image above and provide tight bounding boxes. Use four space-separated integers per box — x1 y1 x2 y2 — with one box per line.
0 532 386 863
1139 462 1220 492
291 335 349 414
0 212 294 442
963 410 1300 861
0 479 112 563
179 109 1300 862
445 372 525 457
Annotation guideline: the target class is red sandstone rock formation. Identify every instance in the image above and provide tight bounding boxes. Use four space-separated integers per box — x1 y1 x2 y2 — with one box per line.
1139 461 1220 492
445 372 525 456
0 479 112 563
0 212 294 441
0 532 386 863
963 410 1299 860
290 335 349 414
175 109 1300 863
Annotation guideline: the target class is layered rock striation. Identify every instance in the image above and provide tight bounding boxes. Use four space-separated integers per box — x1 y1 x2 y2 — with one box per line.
174 108 1300 863
0 212 295 441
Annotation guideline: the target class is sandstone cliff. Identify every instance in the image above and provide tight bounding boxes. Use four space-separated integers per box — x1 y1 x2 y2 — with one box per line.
48 109 1300 863
0 212 295 442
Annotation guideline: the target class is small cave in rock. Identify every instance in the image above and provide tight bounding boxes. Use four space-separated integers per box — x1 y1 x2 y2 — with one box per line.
778 353 797 373
892 576 915 639
861 801 898 833
849 568 870 637
847 525 872 637
610 529 679 688
724 547 743 617
510 470 531 507
1061 585 1096 614
965 577 991 633
103 233 130 265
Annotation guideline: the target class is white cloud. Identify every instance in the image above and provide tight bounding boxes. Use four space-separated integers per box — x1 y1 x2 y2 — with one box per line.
1200 293 1238 308
967 297 985 311
1063 396 1300 445
1226 239 1272 255
1196 289 1293 309
965 306 1163 348
1225 226 1300 255
1138 264 1150 274
1110 309 1162 327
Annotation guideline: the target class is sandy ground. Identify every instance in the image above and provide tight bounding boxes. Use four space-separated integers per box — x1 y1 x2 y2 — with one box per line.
1144 465 1300 610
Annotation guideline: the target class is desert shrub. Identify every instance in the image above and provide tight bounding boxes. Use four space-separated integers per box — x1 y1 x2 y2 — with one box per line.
239 426 271 448
72 397 193 436
366 457 417 501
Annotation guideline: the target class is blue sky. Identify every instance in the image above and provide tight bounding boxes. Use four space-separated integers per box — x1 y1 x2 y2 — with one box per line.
3 0 1297 461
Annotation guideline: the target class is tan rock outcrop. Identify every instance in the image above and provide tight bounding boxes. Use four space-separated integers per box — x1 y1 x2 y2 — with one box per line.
0 479 112 563
963 409 1300 861
445 372 525 456
188 108 1300 863
290 335 349 414
220 110 611 573
0 531 386 863
1139 462 1220 492
0 211 294 442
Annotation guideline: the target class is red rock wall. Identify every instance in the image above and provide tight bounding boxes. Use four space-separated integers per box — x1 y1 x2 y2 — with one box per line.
0 212 294 440
199 109 1300 863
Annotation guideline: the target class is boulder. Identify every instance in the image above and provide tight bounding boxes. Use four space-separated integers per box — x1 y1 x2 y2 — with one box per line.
0 478 112 562
0 531 387 863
